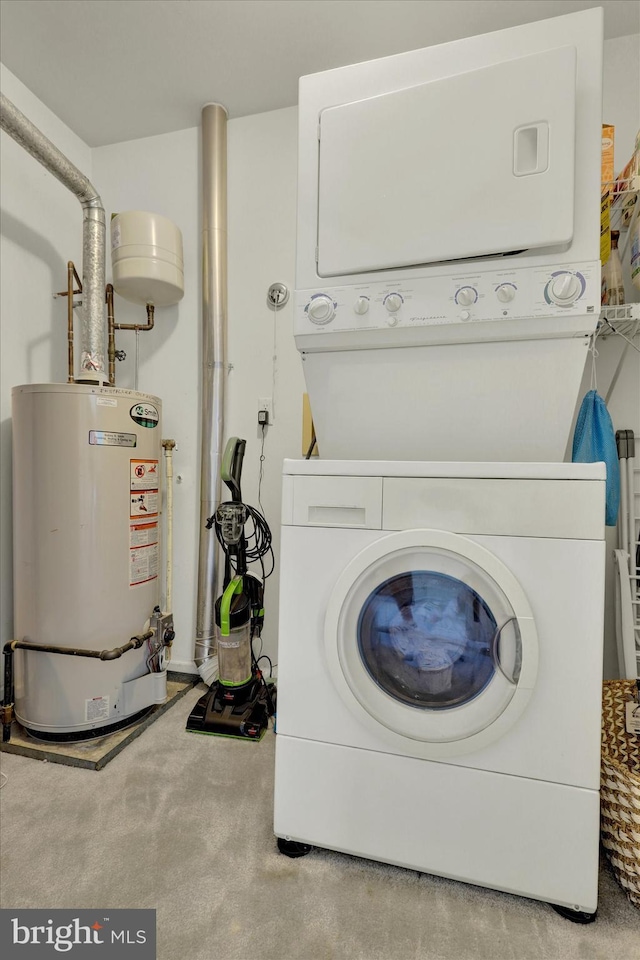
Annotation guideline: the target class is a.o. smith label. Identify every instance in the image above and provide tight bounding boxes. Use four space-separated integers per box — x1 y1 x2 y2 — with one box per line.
129 403 159 429
0 908 156 957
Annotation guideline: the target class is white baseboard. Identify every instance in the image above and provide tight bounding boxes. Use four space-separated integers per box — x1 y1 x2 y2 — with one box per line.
166 659 199 678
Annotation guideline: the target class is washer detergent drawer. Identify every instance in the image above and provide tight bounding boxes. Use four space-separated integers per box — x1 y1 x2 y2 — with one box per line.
288 475 383 528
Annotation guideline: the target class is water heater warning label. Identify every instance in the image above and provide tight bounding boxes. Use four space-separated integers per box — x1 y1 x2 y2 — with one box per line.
130 542 159 586
130 490 159 518
129 460 160 586
130 521 158 548
130 459 159 490
86 695 109 723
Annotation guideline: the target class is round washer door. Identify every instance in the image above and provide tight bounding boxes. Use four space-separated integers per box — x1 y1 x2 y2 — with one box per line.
325 529 538 756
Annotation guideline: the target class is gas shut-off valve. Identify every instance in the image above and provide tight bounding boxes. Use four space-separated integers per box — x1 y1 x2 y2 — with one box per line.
151 606 175 651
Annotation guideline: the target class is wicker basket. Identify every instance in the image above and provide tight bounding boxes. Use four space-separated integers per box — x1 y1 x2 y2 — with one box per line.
601 679 640 908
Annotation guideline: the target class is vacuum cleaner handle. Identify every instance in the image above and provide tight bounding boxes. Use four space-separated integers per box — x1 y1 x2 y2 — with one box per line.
221 437 246 503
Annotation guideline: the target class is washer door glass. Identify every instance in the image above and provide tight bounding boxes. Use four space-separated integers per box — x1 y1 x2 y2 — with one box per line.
358 570 506 710
327 533 537 748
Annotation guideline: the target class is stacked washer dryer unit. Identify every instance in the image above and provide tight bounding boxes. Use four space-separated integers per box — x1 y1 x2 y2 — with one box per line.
274 8 607 920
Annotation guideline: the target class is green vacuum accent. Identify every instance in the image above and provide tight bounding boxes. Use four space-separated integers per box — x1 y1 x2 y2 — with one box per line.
218 675 253 688
220 576 244 636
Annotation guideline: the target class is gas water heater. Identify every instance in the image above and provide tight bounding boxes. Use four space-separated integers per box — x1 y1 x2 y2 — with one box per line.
9 211 184 741
12 383 169 738
0 92 186 741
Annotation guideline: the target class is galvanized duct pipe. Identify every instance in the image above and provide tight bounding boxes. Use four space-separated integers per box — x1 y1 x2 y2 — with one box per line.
0 93 107 382
194 103 228 680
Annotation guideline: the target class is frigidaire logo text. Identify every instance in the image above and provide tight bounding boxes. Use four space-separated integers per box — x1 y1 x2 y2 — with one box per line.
11 917 147 952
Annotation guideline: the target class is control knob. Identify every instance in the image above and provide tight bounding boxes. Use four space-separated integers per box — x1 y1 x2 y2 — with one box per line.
547 273 582 306
307 295 335 324
496 284 516 303
353 296 370 315
455 286 478 307
384 293 403 313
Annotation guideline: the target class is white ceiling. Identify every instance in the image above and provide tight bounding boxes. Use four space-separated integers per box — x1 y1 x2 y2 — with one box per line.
1 0 638 147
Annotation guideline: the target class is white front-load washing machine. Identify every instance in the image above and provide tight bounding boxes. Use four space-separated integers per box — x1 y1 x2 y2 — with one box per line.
274 459 606 917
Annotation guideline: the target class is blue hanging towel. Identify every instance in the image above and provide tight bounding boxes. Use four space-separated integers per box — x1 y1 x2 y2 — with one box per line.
572 389 620 525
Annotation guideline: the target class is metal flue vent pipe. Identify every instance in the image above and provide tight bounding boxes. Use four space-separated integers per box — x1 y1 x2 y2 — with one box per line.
194 103 228 679
0 93 107 383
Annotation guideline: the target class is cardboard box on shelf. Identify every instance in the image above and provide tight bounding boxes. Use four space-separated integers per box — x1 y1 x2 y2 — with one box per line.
602 124 615 190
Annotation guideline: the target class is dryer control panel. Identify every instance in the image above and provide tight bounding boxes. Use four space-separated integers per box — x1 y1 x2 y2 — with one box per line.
294 261 599 341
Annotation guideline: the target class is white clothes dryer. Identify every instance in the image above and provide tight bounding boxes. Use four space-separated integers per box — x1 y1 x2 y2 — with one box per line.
294 8 604 463
274 459 606 917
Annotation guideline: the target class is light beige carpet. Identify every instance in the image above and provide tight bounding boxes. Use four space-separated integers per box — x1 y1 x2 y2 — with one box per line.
1 684 637 960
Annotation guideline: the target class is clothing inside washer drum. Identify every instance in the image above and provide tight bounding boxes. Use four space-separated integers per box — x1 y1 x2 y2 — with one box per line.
356 571 521 709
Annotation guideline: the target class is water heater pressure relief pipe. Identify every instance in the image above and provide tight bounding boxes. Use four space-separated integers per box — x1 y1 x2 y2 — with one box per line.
0 93 107 384
162 439 176 636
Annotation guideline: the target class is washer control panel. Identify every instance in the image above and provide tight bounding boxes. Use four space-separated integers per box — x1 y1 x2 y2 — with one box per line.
296 262 599 336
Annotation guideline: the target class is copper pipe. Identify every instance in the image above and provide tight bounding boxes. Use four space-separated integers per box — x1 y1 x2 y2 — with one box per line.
61 261 82 382
114 303 155 332
106 284 116 386
55 262 81 297
107 296 155 386
67 262 75 382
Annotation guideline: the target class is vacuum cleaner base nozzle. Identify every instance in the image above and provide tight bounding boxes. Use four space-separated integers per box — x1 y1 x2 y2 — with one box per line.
186 678 274 740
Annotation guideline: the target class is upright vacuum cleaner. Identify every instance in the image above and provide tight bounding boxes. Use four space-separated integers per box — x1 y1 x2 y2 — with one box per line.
186 437 276 739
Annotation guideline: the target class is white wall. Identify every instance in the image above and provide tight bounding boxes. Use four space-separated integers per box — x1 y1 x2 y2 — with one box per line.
0 64 92 665
1 33 638 681
91 125 202 673
92 107 304 673
603 34 639 172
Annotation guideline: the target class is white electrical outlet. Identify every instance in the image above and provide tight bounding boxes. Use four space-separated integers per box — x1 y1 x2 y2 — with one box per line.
258 397 273 423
